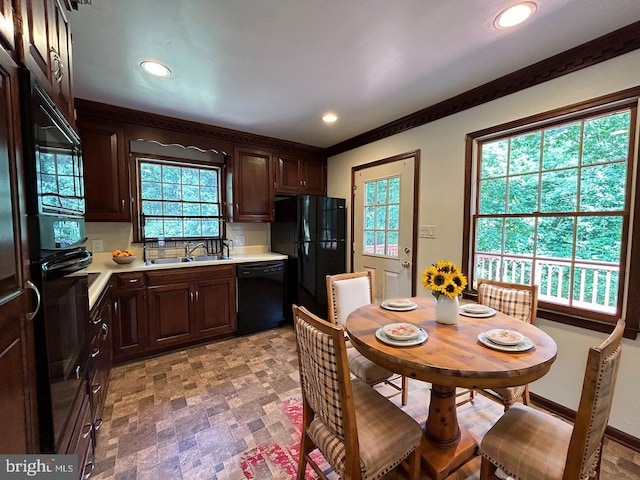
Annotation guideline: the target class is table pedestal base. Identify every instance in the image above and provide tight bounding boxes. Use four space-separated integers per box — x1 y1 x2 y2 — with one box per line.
420 428 478 480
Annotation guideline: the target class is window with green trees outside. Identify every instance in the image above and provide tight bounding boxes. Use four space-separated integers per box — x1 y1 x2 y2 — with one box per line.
468 99 637 326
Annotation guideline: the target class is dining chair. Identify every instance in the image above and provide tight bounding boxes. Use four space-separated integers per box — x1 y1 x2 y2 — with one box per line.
292 304 422 480
459 279 539 410
326 271 409 405
479 318 625 480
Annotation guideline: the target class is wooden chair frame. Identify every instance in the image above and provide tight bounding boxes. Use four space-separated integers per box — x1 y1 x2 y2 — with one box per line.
480 318 625 480
293 305 421 480
326 271 409 405
459 279 539 410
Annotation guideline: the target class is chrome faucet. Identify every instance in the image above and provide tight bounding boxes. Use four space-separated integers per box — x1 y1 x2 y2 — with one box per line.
185 241 206 258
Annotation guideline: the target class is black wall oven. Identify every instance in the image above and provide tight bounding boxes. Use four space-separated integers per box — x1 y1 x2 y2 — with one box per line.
20 71 92 452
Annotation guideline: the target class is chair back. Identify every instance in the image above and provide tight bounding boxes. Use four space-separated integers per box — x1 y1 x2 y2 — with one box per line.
326 271 375 327
292 304 359 458
477 279 538 324
564 319 625 480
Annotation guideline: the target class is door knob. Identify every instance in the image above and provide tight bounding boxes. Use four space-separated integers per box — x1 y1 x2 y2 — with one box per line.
404 247 410 254
402 261 411 268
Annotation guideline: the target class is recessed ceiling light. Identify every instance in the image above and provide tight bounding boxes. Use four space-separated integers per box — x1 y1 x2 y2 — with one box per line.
140 60 171 77
322 113 338 123
494 2 537 29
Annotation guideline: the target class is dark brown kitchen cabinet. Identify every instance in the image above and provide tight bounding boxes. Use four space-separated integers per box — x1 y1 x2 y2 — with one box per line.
229 146 275 222
275 154 326 195
0 46 37 454
63 392 94 479
0 0 15 52
111 272 148 362
88 283 112 436
17 0 75 125
79 121 130 221
146 265 236 350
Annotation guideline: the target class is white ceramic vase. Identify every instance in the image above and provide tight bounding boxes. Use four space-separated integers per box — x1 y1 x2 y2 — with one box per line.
435 295 459 324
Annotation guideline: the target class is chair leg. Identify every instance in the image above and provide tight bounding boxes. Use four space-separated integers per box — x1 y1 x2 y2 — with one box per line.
480 457 499 480
401 376 409 406
297 433 313 480
406 448 421 480
523 384 531 406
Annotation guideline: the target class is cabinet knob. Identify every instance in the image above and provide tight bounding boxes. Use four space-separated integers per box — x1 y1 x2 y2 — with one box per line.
91 348 100 358
93 419 104 431
83 461 94 479
127 278 139 283
92 384 102 395
91 316 102 325
101 322 109 340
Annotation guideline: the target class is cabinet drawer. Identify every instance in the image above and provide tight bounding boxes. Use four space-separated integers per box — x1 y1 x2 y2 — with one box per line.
146 265 235 286
113 272 146 289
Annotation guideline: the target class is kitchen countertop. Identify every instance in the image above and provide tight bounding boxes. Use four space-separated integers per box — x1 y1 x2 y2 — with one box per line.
87 251 288 309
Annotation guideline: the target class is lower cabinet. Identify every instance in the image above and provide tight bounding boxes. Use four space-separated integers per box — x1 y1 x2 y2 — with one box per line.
112 265 236 362
65 393 94 480
146 265 237 349
112 272 148 362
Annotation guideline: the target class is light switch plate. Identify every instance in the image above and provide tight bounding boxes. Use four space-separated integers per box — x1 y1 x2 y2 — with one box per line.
92 239 104 252
419 225 436 239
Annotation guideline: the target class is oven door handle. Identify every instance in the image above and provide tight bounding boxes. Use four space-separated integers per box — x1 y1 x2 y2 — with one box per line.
25 280 41 321
42 249 93 279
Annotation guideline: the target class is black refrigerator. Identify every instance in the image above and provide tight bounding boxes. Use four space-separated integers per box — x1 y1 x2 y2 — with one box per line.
271 195 346 320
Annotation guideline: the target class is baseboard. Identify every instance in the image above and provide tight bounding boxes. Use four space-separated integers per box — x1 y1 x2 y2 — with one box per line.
530 393 640 452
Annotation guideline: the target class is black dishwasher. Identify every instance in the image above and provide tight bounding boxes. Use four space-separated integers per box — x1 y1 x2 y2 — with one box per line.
236 261 286 336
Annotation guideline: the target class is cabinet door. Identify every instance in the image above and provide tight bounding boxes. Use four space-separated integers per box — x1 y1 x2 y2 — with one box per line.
18 0 51 87
79 121 129 221
0 49 36 454
275 155 301 194
194 276 236 337
112 288 147 361
233 147 274 222
302 159 326 195
0 0 15 52
147 282 193 349
48 0 73 123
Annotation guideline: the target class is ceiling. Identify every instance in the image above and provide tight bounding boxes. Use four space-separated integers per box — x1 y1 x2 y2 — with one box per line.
67 1 640 149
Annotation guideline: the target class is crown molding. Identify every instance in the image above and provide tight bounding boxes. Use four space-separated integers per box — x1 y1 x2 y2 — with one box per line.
326 21 640 157
75 99 324 155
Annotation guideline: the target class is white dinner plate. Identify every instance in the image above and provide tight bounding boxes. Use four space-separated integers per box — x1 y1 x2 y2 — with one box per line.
381 301 418 312
485 328 525 346
376 327 428 347
459 306 496 318
384 298 415 308
477 332 533 352
383 322 421 341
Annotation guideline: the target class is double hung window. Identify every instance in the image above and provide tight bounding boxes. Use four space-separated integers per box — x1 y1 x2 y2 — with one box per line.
465 94 638 331
133 157 223 241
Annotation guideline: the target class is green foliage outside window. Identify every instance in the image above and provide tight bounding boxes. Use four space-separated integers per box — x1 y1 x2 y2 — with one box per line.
475 109 631 314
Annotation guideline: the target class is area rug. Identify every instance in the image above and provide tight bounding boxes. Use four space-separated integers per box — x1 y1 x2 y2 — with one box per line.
240 395 335 479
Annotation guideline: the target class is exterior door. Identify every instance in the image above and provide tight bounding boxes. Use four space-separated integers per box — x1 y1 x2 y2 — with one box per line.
353 152 418 301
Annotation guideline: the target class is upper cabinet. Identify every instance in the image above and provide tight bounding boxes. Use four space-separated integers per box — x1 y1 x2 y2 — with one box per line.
275 154 326 196
0 0 15 52
16 0 75 125
78 120 130 222
229 146 275 222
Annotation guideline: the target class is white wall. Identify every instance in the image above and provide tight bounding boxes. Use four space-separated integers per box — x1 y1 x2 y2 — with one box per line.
327 50 640 438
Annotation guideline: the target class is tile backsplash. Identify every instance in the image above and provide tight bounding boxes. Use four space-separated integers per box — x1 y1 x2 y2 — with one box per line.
85 222 271 255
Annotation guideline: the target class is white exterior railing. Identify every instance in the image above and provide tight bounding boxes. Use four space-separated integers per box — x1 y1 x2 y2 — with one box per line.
474 253 618 314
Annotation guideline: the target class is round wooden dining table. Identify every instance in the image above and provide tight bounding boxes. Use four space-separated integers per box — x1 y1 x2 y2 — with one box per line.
346 296 557 480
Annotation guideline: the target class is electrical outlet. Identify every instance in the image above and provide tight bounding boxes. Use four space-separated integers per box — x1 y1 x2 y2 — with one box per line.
419 225 436 239
92 239 104 252
235 235 246 246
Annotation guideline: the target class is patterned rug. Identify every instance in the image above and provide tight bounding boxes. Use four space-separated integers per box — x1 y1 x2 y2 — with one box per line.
240 396 334 479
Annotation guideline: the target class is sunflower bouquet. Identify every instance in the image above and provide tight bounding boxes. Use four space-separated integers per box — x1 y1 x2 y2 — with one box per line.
421 260 467 299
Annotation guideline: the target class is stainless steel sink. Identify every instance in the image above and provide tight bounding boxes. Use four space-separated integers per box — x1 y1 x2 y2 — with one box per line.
149 257 189 265
149 255 231 264
191 255 231 262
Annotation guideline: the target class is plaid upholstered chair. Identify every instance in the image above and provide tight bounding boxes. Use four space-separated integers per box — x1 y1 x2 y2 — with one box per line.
462 279 539 410
326 271 409 405
292 305 422 480
480 319 625 480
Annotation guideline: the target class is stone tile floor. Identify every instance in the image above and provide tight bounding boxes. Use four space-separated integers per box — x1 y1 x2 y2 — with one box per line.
91 326 640 479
